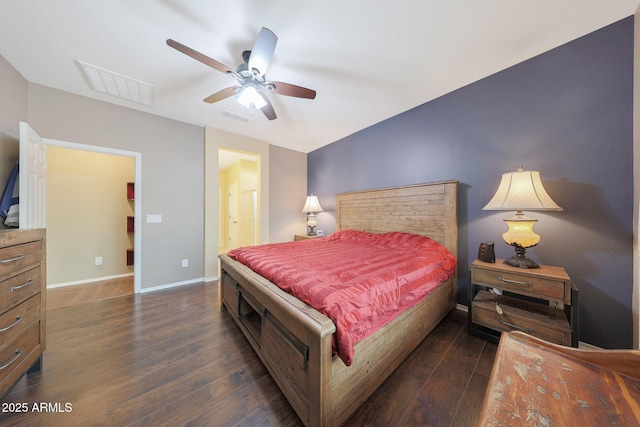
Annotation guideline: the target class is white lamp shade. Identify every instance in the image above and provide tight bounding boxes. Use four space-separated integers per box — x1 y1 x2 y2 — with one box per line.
483 169 562 211
237 86 267 109
302 195 323 213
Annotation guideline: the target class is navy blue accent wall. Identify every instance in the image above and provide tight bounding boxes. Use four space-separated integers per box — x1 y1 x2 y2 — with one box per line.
308 17 633 349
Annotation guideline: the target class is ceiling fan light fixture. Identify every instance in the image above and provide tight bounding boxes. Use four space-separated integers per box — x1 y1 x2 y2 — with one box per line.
167 28 315 120
237 86 266 109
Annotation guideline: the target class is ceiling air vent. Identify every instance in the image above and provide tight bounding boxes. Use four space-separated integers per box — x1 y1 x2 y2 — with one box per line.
78 60 154 107
221 110 250 123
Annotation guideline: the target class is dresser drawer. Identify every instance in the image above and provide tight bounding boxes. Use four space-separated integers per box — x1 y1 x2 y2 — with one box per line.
0 321 40 394
472 262 570 304
472 290 570 345
0 294 40 347
0 267 41 313
0 241 42 282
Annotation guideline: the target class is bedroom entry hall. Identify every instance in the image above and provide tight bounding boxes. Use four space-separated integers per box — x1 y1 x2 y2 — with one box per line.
218 148 260 254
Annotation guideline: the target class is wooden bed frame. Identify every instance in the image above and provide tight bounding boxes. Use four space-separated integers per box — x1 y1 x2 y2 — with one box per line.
219 180 458 426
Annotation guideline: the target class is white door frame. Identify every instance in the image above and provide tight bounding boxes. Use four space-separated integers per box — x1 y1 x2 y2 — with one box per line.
228 182 238 250
44 138 142 293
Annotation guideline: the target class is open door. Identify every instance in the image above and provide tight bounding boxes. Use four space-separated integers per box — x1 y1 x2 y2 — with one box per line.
19 122 47 229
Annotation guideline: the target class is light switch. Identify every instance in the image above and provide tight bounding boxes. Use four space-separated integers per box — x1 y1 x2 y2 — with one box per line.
146 214 162 223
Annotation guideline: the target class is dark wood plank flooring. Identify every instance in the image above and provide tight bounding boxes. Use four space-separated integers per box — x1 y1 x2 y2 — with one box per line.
47 276 134 310
1 281 496 426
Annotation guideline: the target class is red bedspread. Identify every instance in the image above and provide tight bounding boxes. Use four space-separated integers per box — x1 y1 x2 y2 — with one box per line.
227 230 457 366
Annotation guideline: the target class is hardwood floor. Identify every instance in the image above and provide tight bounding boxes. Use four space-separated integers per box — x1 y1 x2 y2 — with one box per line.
1 282 496 426
46 276 134 310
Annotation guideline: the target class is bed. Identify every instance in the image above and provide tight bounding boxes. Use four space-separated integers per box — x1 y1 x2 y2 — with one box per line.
218 180 458 426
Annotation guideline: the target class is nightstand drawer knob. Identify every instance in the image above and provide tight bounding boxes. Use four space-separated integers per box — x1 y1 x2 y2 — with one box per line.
497 276 532 287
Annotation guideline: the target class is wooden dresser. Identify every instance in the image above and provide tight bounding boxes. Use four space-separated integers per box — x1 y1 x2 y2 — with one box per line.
479 332 640 426
0 229 46 397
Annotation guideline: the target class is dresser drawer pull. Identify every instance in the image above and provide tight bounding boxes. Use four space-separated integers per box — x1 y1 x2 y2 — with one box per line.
0 349 21 371
497 276 532 287
0 254 25 264
11 279 35 291
0 315 22 333
498 318 534 334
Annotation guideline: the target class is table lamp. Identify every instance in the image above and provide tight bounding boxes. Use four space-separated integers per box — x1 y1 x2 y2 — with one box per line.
302 195 323 236
483 167 562 268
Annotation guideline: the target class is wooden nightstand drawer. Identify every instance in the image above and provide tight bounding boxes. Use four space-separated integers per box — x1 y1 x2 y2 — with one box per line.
472 290 571 346
471 260 571 305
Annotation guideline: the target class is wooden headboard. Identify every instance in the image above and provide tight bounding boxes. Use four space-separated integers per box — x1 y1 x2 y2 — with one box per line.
335 180 458 258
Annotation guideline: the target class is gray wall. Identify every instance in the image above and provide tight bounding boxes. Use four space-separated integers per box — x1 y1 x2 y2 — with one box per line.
0 53 206 290
0 55 22 229
1 53 309 291
269 144 307 242
308 18 634 349
0 54 27 135
28 84 205 290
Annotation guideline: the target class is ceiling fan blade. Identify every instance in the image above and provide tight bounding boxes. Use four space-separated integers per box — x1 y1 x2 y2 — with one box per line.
268 81 316 99
248 28 277 77
259 93 277 120
203 86 241 104
166 39 235 75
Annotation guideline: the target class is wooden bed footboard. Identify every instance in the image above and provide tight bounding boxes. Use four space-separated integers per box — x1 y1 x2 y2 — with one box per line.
219 180 458 426
220 255 456 427
220 254 336 425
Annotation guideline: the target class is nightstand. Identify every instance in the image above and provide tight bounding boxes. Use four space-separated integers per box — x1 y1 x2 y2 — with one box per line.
469 259 579 347
294 234 323 241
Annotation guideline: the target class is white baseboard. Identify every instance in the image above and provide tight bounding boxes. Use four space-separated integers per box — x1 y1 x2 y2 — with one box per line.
47 273 134 289
48 273 220 296
578 341 602 350
139 277 206 294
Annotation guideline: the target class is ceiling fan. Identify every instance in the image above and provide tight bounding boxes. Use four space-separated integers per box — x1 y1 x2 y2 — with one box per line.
166 27 316 120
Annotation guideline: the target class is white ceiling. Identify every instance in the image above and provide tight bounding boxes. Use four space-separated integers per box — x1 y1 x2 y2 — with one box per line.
0 1 637 153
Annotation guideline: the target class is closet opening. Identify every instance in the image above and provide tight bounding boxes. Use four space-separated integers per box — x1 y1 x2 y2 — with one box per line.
44 139 142 294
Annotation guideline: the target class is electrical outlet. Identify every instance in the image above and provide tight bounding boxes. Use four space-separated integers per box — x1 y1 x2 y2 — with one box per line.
95 256 103 266
181 259 188 268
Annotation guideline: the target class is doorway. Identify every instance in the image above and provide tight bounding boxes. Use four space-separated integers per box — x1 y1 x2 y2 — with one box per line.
218 148 260 253
44 138 142 293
